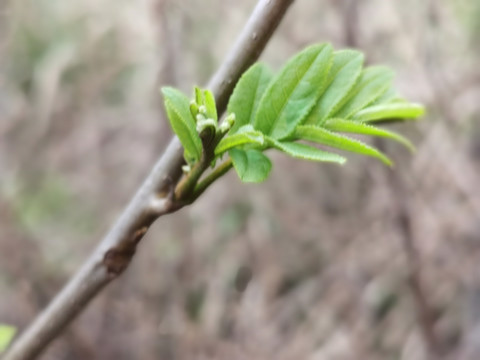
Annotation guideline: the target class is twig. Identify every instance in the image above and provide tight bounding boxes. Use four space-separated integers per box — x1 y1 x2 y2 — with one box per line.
2 1 294 359
193 158 233 200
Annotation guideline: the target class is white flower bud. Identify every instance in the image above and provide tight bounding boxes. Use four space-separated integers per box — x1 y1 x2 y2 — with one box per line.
196 118 216 133
219 121 231 133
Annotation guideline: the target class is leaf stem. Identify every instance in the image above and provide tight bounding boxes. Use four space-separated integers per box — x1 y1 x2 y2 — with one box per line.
175 107 235 201
174 123 229 201
174 154 209 201
192 158 233 200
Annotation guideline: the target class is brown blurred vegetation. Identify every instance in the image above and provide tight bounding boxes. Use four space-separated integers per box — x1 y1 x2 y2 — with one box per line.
1 0 480 359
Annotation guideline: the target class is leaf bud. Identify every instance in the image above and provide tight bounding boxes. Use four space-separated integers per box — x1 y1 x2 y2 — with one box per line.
219 113 236 133
190 101 199 119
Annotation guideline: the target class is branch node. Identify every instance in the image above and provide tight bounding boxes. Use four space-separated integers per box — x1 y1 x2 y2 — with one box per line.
103 248 135 277
102 226 148 277
149 195 171 215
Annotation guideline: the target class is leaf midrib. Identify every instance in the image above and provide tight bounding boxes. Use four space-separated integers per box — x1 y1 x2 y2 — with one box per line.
248 67 265 125
317 55 362 124
339 69 391 118
266 49 324 135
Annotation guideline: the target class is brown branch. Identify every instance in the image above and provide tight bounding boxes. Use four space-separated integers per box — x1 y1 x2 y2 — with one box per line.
1 1 294 359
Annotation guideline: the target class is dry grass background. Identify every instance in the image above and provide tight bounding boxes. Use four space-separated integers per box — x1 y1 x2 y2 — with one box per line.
1 0 480 359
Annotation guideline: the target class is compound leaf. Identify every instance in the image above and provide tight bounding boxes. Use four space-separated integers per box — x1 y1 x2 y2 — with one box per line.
371 85 399 105
333 66 394 119
254 43 334 139
228 63 274 133
304 49 364 125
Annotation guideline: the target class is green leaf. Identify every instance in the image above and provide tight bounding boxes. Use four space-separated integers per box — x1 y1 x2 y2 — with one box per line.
194 86 204 106
215 129 264 156
324 118 415 152
371 85 399 105
294 125 392 165
268 138 346 164
162 87 202 164
227 63 274 133
304 49 364 125
254 43 334 139
203 89 218 121
0 324 16 353
229 148 272 183
353 102 425 122
333 66 395 119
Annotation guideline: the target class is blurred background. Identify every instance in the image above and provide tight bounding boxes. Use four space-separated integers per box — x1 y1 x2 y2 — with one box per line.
1 0 480 359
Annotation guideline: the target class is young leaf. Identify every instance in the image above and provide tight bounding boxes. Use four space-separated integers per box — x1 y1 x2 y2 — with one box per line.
304 50 364 125
162 87 202 163
371 85 399 105
324 118 415 152
353 102 425 122
203 89 218 121
195 86 204 106
229 148 272 183
215 131 264 156
0 324 16 353
227 63 274 133
333 66 394 119
268 138 346 164
294 125 392 165
254 43 334 140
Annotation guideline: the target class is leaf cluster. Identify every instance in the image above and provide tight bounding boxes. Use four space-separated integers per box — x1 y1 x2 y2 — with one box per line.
162 43 424 190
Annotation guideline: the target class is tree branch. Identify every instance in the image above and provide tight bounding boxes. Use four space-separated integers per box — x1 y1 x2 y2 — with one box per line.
2 1 294 359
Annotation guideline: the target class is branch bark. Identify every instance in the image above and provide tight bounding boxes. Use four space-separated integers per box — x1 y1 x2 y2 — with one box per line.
2 1 294 359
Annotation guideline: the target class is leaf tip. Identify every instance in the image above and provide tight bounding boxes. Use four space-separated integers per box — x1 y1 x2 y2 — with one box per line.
338 157 347 165
414 103 426 117
384 157 394 167
405 142 416 154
